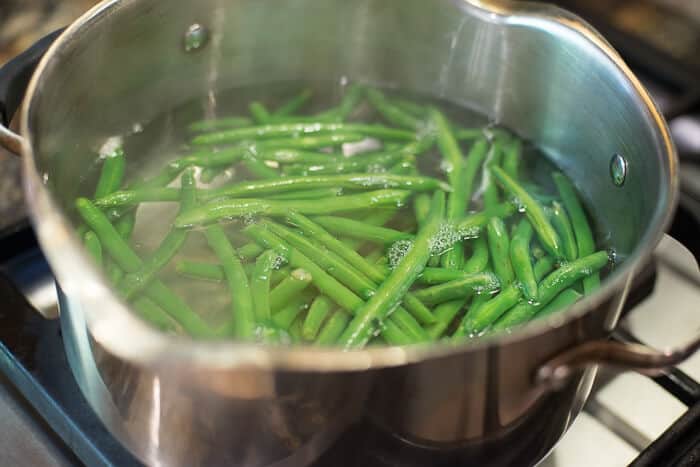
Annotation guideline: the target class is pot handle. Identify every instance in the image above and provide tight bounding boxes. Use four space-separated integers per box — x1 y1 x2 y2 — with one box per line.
0 29 64 156
537 234 700 391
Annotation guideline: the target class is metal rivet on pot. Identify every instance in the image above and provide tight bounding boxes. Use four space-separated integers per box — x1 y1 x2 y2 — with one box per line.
184 24 209 52
610 154 627 187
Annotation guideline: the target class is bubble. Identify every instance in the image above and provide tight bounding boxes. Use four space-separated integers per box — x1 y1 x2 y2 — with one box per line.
388 240 414 269
440 160 454 174
242 213 258 225
607 248 617 264
429 223 463 256
272 255 287 270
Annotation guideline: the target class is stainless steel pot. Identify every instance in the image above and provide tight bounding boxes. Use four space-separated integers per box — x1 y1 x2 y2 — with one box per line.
0 0 694 466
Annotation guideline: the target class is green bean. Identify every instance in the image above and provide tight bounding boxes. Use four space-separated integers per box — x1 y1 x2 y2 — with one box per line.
464 235 489 273
312 216 412 244
75 198 213 337
243 224 414 344
242 154 279 179
552 172 599 293
427 299 466 339
537 288 582 318
286 212 436 325
457 202 516 233
192 121 416 146
302 296 333 341
502 138 521 179
175 260 288 284
338 191 445 348
269 268 313 311
442 138 489 265
237 242 263 260
487 217 514 285
510 219 538 301
204 225 255 339
98 174 446 208
258 149 340 165
94 148 126 199
175 260 225 281
413 272 500 306
549 201 578 262
289 313 305 343
95 187 181 207
366 88 421 130
392 98 428 118
534 256 556 281
262 220 429 340
414 193 431 228
455 128 484 140
454 284 521 337
133 297 176 332
255 133 364 150
251 250 277 321
175 190 411 228
83 231 103 265
285 152 405 176
119 168 197 299
114 209 136 240
429 107 463 184
273 88 313 117
188 116 252 133
335 83 365 121
491 251 609 330
315 310 351 346
491 166 562 258
272 293 312 330
267 187 343 201
249 102 271 124
482 142 503 209
419 268 471 285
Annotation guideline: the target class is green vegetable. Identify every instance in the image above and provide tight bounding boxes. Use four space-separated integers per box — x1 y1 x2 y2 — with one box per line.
249 101 272 124
302 296 333 341
192 122 415 146
75 198 213 337
492 251 609 331
204 225 255 339
366 88 421 130
412 272 500 306
537 288 582 318
243 223 413 345
552 172 599 293
550 201 578 262
454 284 522 337
94 148 126 199
338 191 445 348
510 219 538 301
487 217 514 285
502 138 521 179
251 250 278 321
273 88 313 117
286 212 436 324
269 268 313 311
463 235 489 274
312 216 412 244
188 116 252 133
315 310 351 345
491 166 562 258
118 167 197 299
175 190 412 227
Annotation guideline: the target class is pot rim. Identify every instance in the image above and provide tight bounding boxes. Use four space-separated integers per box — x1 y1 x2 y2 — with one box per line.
20 0 679 372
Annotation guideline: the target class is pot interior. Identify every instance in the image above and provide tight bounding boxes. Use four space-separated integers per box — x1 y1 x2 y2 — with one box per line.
25 0 674 327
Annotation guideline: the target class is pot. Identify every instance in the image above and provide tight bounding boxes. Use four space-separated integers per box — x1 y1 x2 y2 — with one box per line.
0 0 694 466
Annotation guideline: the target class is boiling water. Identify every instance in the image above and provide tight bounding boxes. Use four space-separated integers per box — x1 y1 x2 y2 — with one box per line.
81 81 607 341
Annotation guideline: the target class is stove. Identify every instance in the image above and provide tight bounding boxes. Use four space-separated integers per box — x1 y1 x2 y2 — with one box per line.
3 1 700 466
